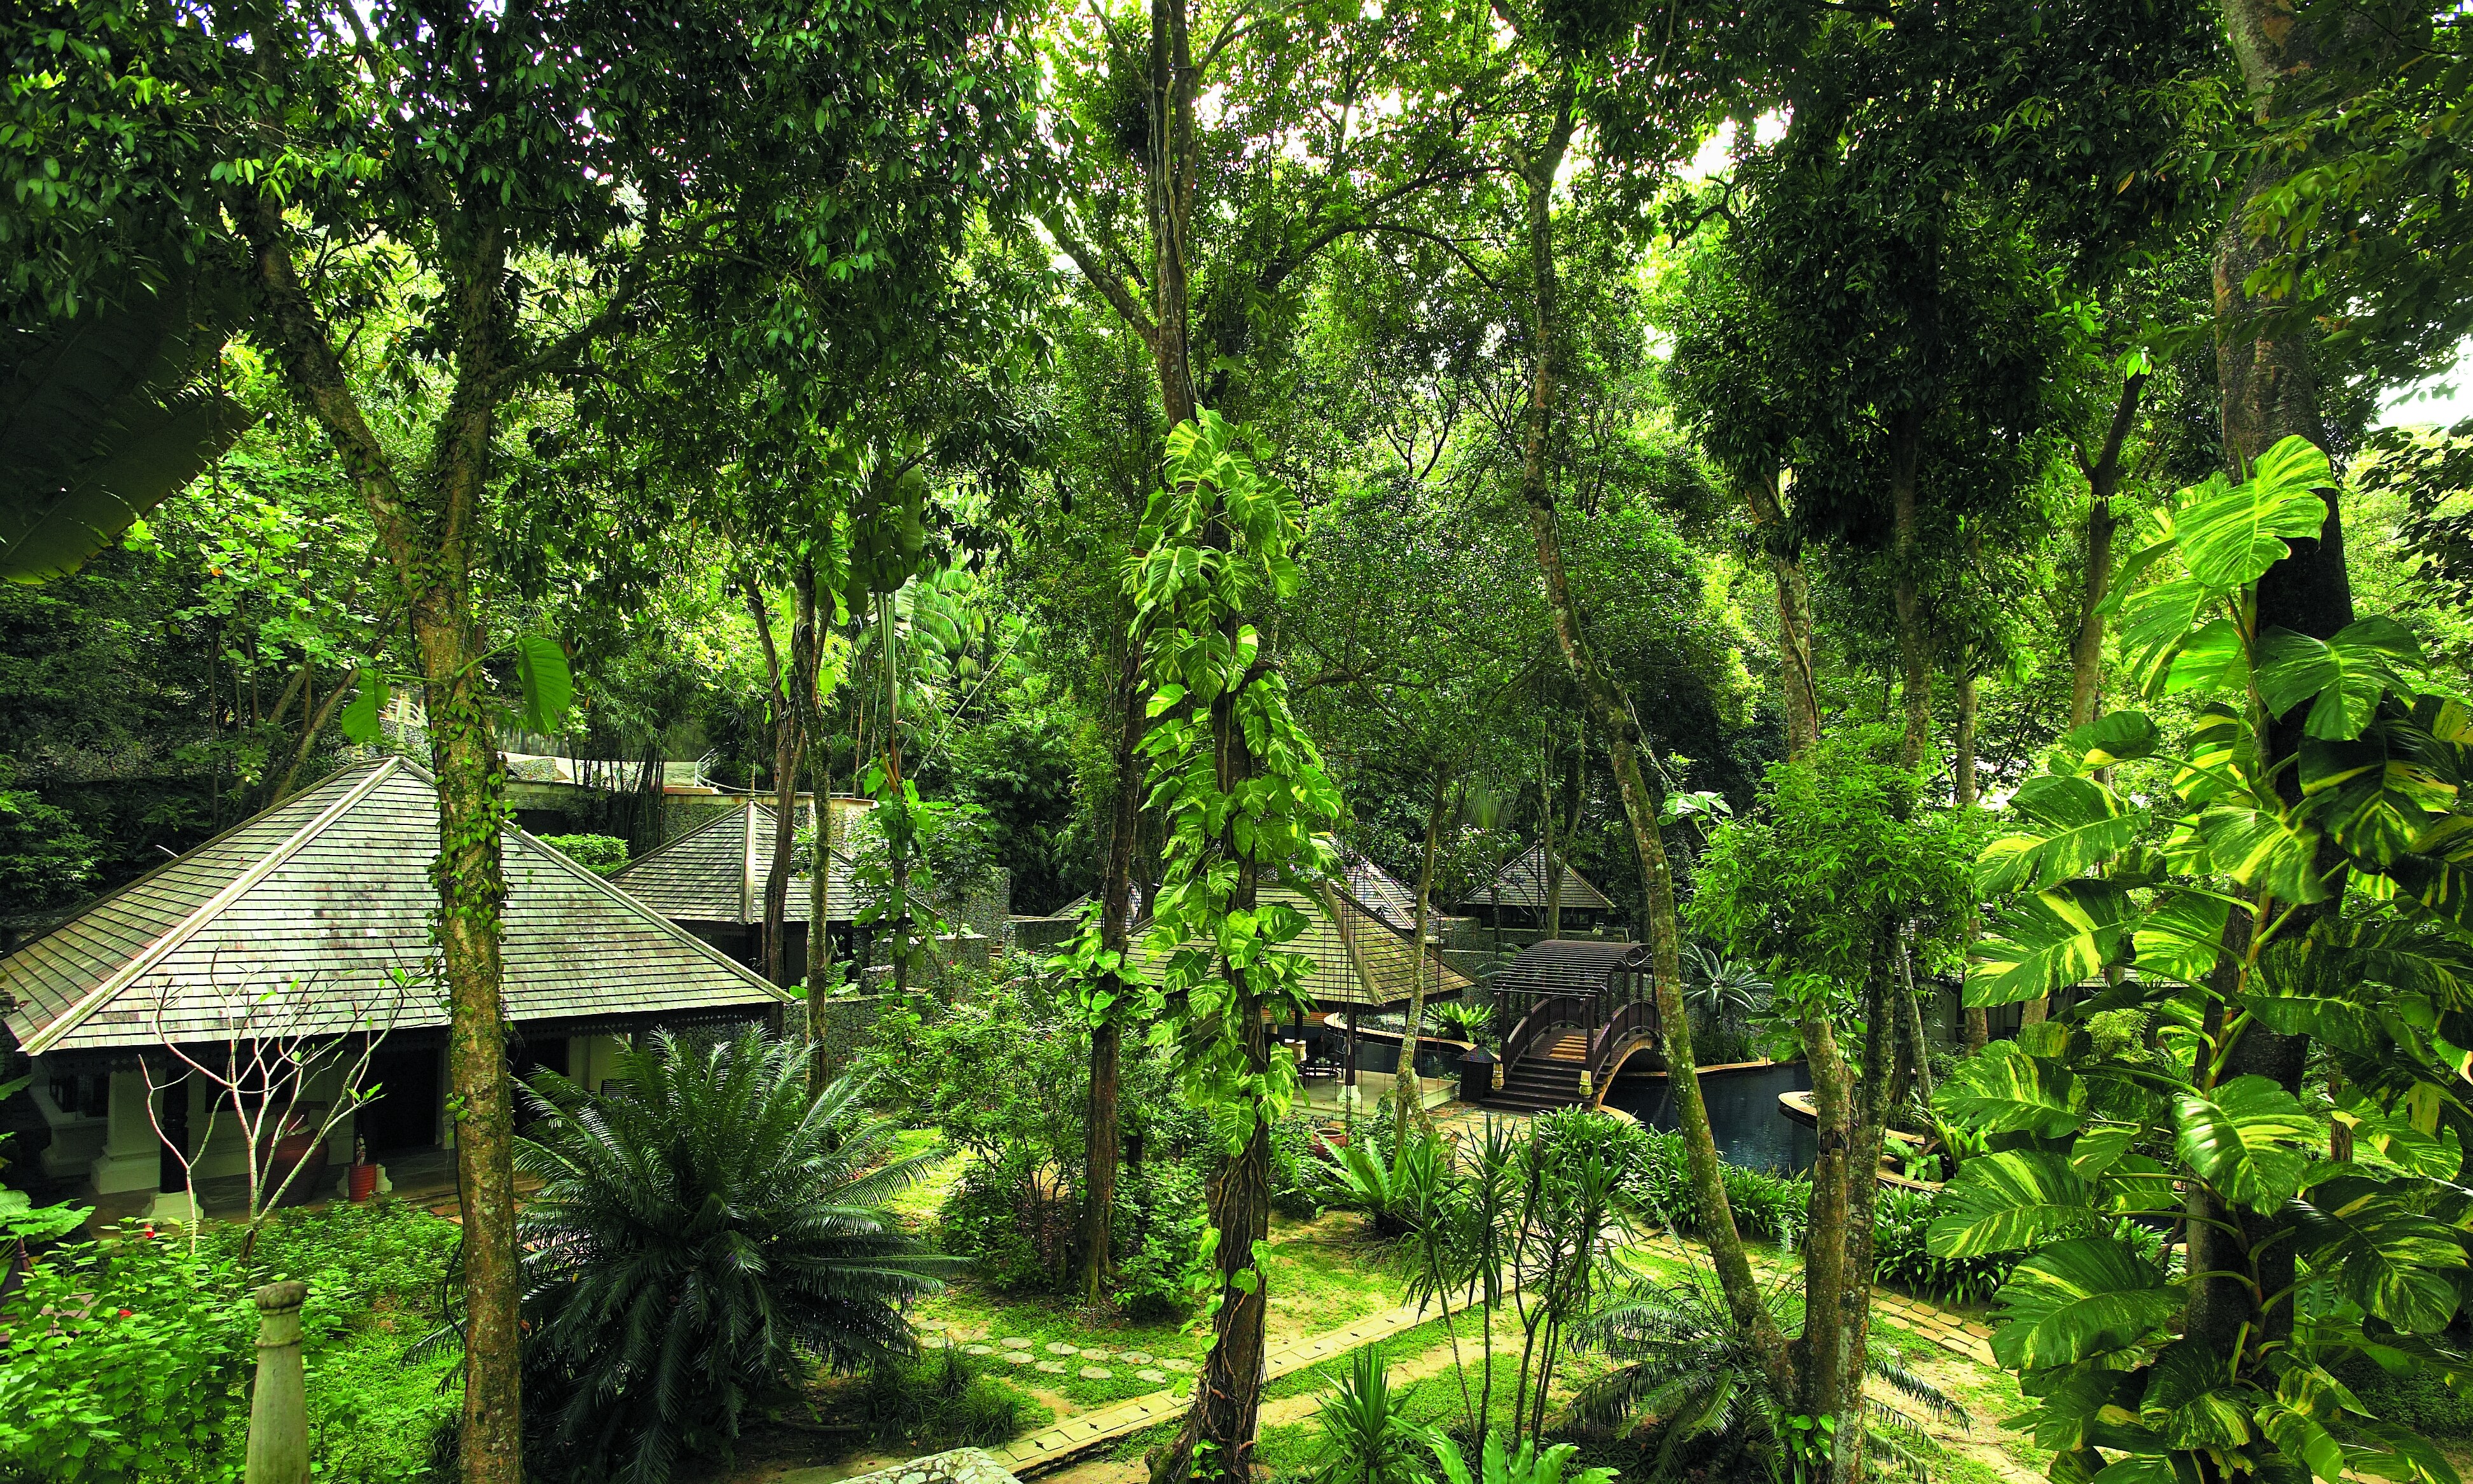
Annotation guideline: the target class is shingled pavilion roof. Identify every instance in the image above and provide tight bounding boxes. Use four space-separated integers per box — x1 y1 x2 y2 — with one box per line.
1336 847 1422 933
1460 844 1614 914
1139 880 1472 1009
2 757 790 1057
606 797 873 926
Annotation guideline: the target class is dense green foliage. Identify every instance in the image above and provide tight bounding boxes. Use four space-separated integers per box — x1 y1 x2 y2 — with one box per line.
513 1033 952 1484
0 1202 462 1484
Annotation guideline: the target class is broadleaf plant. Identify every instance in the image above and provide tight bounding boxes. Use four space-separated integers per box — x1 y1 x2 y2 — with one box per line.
1942 436 2473 1484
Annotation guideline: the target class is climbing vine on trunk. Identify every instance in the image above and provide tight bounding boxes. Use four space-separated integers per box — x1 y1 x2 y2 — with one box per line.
1126 410 1339 1484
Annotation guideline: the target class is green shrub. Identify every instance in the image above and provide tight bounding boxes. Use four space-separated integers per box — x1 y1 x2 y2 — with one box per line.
0 1235 250 1483
857 1345 1044 1448
1621 1129 1811 1249
0 1200 466 1484
536 833 628 874
1115 1162 1215 1321
515 1031 953 1484
1869 1186 2013 1304
2330 1352 2473 1439
940 1152 1072 1290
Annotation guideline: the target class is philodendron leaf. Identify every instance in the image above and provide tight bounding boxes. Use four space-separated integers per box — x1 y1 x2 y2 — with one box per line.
2173 1074 2322 1211
2175 434 2333 591
2300 733 2459 868
514 633 573 735
2131 889 2232 985
1992 1236 2180 1371
2140 1339 2259 1451
1927 1149 2097 1257
2121 574 2214 697
2289 1174 2467 1333
1934 1043 2088 1139
1967 881 2133 1006
340 670 388 745
2051 711 2162 775
2196 803 2329 904
1974 775 2140 896
2162 616 2250 697
2257 616 2427 740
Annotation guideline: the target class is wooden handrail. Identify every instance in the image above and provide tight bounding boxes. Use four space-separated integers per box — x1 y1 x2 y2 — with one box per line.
1501 991 1591 1071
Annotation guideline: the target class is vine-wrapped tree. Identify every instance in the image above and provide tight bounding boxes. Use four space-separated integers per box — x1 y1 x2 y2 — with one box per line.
0 4 1036 1478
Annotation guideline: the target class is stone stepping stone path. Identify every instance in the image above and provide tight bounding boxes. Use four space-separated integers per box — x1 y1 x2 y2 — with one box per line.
1119 1351 1154 1365
1077 1366 1113 1380
1035 1359 1070 1374
1043 1342 1079 1356
999 1337 1033 1349
964 1344 995 1356
1157 1357 1196 1373
1135 1368 1168 1384
1002 1351 1035 1365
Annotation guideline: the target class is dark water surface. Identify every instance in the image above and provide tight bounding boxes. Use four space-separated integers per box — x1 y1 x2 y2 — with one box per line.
1605 1060 1817 1174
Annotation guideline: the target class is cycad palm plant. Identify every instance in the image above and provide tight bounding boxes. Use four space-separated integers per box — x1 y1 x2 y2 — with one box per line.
1322 1124 1446 1238
1568 1265 1958 1482
515 1029 954 1483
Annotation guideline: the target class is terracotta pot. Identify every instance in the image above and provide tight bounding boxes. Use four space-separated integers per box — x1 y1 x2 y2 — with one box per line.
348 1162 380 1202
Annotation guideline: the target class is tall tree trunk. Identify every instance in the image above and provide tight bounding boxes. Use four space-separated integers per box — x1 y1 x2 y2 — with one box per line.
1888 415 1933 768
1510 71 1791 1390
743 576 805 985
1541 733 1562 940
237 190 523 1484
1394 766 1450 1149
1745 471 1819 761
1079 635 1144 1302
1955 665 1979 808
2069 373 2147 728
1796 1009 1855 1457
2183 0 2359 1365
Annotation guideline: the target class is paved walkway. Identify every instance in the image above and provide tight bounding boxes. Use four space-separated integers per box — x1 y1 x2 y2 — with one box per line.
996 1294 1456 1475
995 1242 1995 1476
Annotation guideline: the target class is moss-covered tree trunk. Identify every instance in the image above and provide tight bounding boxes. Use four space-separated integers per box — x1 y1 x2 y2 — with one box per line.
1745 472 1819 763
235 194 524 1484
1509 69 1789 1390
1079 636 1145 1302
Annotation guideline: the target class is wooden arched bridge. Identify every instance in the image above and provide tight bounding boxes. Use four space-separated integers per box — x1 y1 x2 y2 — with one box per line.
1481 940 1665 1113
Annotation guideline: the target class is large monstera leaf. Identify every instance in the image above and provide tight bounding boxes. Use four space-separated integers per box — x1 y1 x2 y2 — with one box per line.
1 272 254 581
1927 1149 2097 1257
2173 1076 2322 1212
1935 1044 2089 1139
1968 881 2133 1006
1974 775 2141 896
2288 1175 2466 1334
2256 616 2427 742
1990 1236 2180 1370
2173 435 2334 591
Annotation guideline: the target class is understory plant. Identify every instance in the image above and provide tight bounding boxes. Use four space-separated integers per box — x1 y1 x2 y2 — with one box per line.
1942 437 2473 1483
1307 1342 1429 1484
510 1030 953 1484
1569 1265 1958 1483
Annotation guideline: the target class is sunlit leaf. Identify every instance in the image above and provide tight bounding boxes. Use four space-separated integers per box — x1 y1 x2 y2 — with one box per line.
1934 1044 2089 1140
2174 1074 2321 1211
1992 1237 2179 1370
2257 617 2427 740
2175 434 2332 590
1968 882 2134 1006
2051 712 2162 775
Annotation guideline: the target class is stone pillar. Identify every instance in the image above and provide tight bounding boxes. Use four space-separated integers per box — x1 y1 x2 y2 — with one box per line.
246 1280 310 1484
90 1068 161 1194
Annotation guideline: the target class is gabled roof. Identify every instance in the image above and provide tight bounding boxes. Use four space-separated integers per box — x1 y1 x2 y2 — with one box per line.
1460 844 1614 913
607 797 872 926
2 757 789 1055
1138 880 1472 1009
1335 847 1423 933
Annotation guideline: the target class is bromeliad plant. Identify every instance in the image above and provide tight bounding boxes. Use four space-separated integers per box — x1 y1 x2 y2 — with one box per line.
1941 435 2473 1484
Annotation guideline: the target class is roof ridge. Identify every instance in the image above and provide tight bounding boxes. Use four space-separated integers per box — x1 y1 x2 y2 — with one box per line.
605 800 746 876
20 758 405 1056
507 821 791 1004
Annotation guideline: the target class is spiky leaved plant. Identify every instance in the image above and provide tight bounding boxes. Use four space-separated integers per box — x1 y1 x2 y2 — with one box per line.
1319 1125 1446 1239
514 1029 953 1483
1568 1266 1958 1483
1306 1342 1430 1484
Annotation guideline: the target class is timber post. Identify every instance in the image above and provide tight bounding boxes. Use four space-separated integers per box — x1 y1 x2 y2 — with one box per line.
246 1280 310 1484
